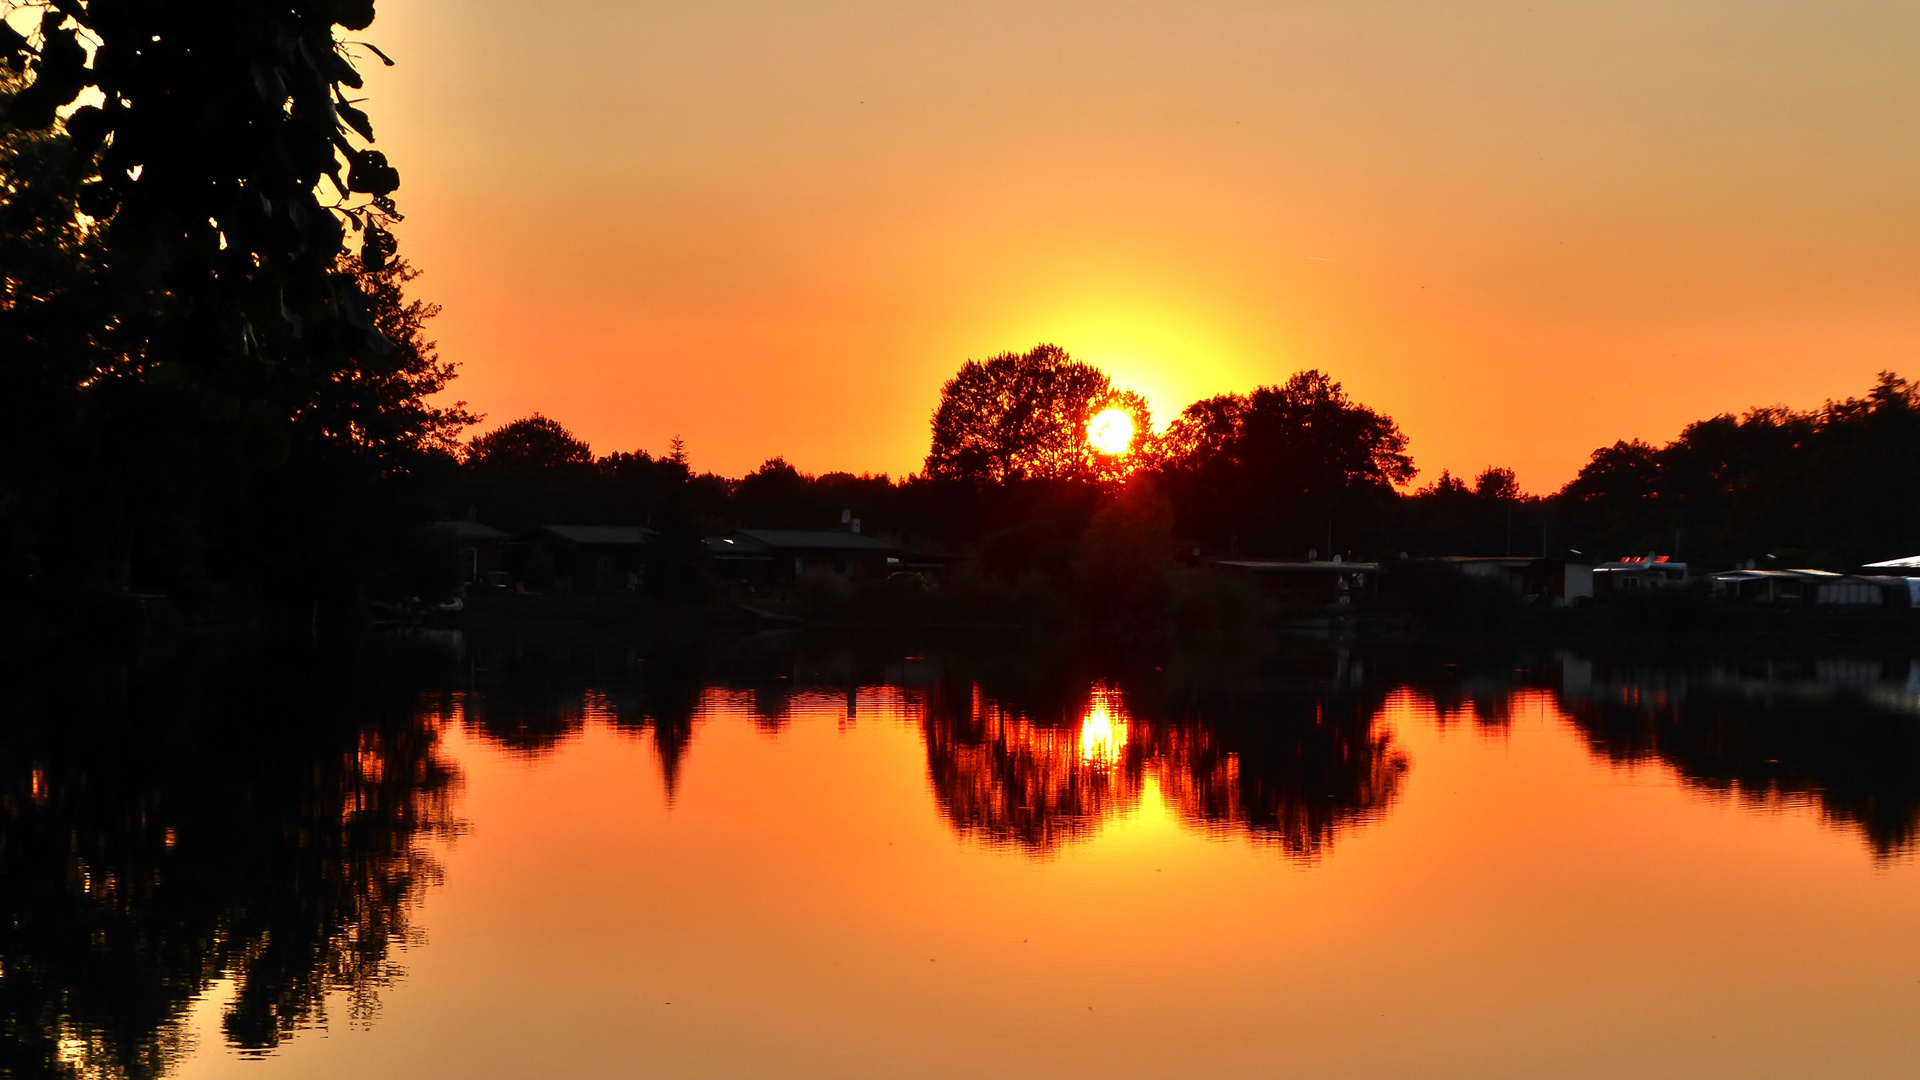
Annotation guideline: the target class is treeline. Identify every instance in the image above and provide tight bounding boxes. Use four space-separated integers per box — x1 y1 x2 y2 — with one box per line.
4 2 1914 619
441 346 1920 576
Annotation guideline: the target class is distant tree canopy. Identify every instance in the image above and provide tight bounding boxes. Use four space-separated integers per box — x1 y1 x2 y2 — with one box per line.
925 344 1154 485
466 415 593 472
1553 373 1920 567
1159 371 1414 554
429 368 1920 577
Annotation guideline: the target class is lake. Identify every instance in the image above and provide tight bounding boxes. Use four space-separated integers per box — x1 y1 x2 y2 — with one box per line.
7 628 1919 1079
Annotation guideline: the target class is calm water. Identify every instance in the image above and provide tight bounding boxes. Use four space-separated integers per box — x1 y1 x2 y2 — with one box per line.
7 629 1920 1079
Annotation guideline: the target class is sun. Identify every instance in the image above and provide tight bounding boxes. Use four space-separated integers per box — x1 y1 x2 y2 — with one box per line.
1087 408 1134 456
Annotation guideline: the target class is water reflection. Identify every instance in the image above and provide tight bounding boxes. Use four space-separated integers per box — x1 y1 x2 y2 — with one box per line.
11 629 1920 1078
918 671 1408 858
1373 646 1920 859
921 682 1145 851
395 630 1920 861
0 643 461 1080
1561 654 1920 858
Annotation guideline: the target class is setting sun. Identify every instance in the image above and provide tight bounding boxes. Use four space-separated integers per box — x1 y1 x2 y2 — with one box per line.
1088 408 1134 456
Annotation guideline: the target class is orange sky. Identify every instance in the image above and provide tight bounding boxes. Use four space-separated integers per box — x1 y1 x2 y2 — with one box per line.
358 1 1920 491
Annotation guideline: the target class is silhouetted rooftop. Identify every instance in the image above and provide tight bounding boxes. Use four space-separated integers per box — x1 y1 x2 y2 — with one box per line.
431 520 510 542
1206 559 1382 573
740 529 893 552
519 525 656 547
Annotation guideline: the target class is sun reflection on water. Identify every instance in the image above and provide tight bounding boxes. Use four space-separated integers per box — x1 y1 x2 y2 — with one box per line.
1079 684 1129 766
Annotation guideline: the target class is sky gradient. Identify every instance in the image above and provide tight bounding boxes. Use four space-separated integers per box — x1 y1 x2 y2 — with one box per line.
359 1 1920 489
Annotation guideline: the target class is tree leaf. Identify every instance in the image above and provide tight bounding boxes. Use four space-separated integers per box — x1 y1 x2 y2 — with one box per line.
336 99 374 142
64 104 109 156
4 84 56 130
346 149 399 195
332 0 377 32
0 21 28 66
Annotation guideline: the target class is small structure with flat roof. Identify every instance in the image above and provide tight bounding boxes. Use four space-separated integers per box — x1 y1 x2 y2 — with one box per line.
1709 568 1901 607
1204 557 1381 606
1593 554 1688 594
429 519 510 585
511 525 655 592
1449 557 1593 605
705 528 900 588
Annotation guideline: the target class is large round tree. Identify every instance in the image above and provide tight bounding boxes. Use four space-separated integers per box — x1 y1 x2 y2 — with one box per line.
924 343 1153 486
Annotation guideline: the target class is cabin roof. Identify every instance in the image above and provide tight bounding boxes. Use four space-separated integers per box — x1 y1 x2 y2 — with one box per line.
1447 556 1590 567
1207 558 1382 574
722 529 896 554
1864 555 1920 568
520 525 656 547
430 520 510 542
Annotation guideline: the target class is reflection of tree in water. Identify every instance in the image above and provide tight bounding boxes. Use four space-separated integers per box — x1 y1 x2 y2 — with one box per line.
1377 646 1920 859
447 633 705 799
1562 664 1920 858
1144 694 1409 859
454 630 1417 858
0 647 462 1080
920 682 1145 850
919 673 1408 859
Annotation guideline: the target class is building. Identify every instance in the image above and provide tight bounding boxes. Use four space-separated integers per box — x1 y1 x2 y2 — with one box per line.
1592 555 1688 594
704 528 900 588
510 525 655 592
1709 568 1906 607
429 519 509 585
1449 557 1593 605
1862 555 1920 576
1203 557 1381 606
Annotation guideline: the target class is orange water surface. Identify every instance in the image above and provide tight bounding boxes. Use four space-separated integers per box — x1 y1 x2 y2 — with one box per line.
140 640 1920 1080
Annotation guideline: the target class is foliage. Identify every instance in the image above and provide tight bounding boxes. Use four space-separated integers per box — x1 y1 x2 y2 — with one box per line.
925 343 1155 485
0 1 470 607
1158 370 1414 555
1 0 403 386
1549 373 1920 567
465 415 593 471
1389 466 1538 558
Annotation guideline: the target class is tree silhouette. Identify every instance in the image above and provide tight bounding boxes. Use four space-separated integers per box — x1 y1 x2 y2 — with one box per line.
1473 466 1520 501
1549 373 1920 566
465 415 593 471
925 344 1153 485
1161 370 1413 553
0 1 464 603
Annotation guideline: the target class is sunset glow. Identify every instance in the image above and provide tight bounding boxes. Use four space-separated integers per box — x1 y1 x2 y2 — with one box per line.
1087 408 1134 457
1079 685 1129 767
15 3 1920 1077
353 1 1920 486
